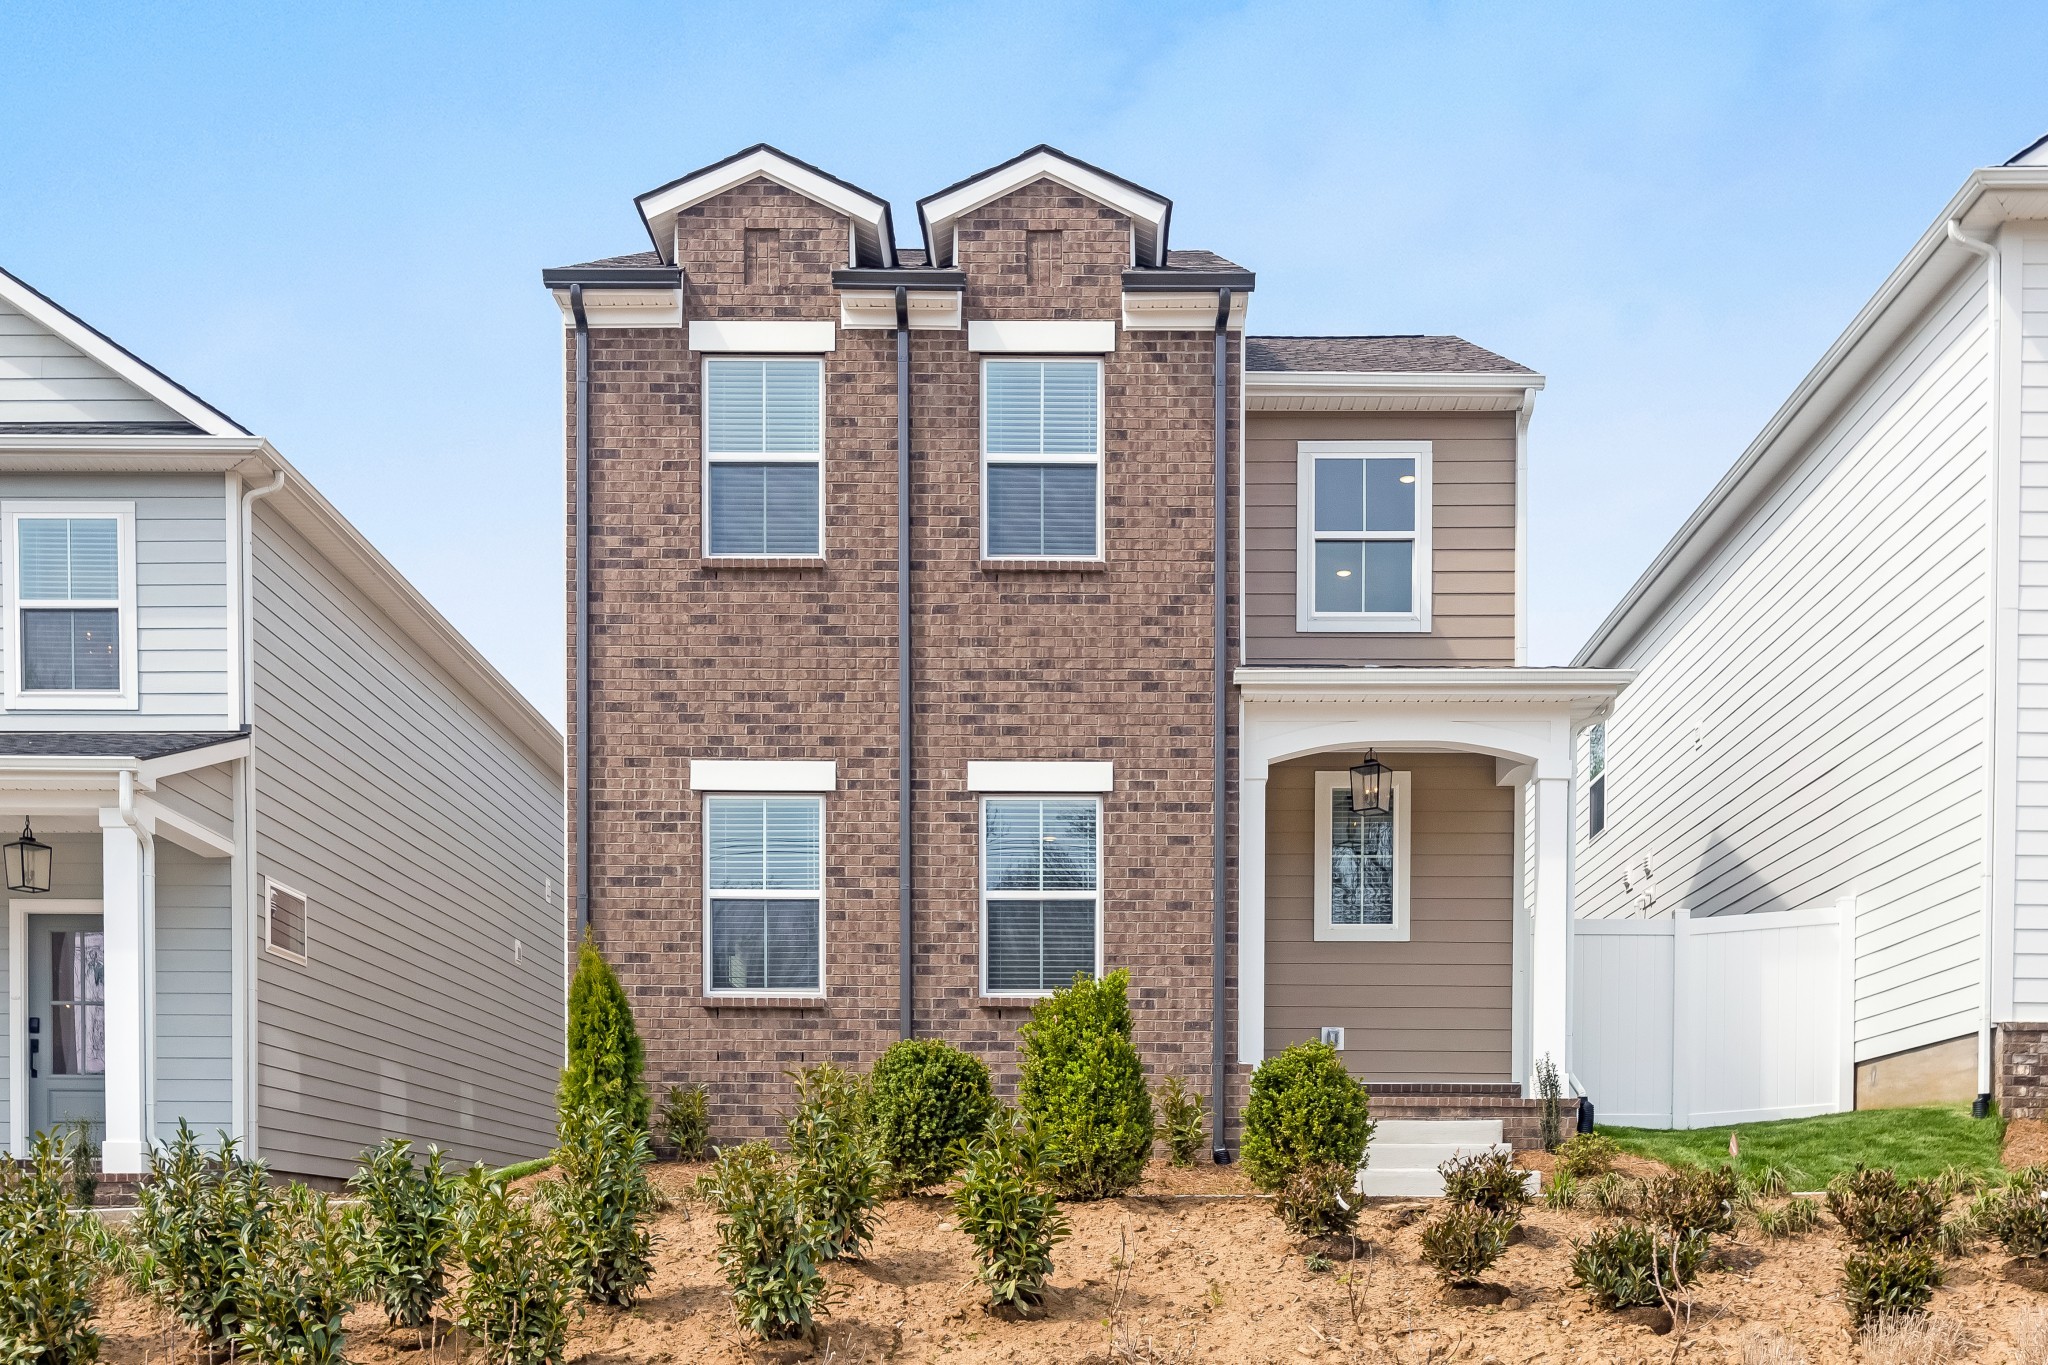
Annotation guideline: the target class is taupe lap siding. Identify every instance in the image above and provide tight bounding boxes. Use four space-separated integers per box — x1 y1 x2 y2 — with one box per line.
1264 751 1513 1081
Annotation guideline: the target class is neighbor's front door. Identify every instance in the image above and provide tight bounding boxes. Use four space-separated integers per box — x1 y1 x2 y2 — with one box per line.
25 913 106 1145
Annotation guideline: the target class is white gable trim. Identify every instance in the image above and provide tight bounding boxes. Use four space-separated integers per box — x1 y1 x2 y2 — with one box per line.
920 149 1170 268
636 147 893 269
0 267 244 436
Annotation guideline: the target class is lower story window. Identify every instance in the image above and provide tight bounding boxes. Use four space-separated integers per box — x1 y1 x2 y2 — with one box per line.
706 794 823 994
1313 768 1411 942
982 796 1100 994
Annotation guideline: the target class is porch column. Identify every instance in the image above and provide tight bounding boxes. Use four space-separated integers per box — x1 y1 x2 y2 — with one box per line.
1526 775 1572 1098
99 812 149 1173
1237 770 1267 1065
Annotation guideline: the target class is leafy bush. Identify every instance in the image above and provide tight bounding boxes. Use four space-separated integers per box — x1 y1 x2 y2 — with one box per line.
1977 1178 2048 1258
349 1138 454 1329
233 1183 362 1365
1018 969 1155 1200
1439 1150 1532 1218
1272 1160 1360 1238
1569 1222 1706 1309
549 1102 657 1306
867 1038 996 1194
0 1130 101 1365
1534 1053 1565 1151
65 1120 99 1210
1240 1041 1374 1192
697 1143 835 1341
1827 1166 1948 1250
786 1063 883 1261
1555 1132 1619 1180
1843 1244 1942 1326
951 1109 1072 1311
559 938 648 1131
451 1166 574 1365
1419 1204 1513 1286
1641 1164 1738 1239
658 1084 711 1160
133 1122 272 1346
1157 1077 1207 1167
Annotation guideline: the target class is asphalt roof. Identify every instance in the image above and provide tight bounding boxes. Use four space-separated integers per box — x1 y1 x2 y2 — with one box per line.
1246 335 1534 375
0 730 247 760
550 245 1238 273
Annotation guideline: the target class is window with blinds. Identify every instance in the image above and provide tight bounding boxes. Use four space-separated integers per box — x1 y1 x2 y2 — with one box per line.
981 796 1100 994
1312 769 1410 941
704 357 824 557
265 880 308 961
982 359 1101 558
16 514 122 693
705 795 824 994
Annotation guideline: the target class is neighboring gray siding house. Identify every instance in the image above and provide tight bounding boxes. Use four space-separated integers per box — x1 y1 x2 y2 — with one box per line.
0 266 565 1179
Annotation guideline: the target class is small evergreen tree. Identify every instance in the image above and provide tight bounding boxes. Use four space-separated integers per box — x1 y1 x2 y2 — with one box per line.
1018 969 1154 1200
559 938 648 1130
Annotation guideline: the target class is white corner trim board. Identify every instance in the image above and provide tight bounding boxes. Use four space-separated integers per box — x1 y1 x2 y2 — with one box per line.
688 321 838 354
965 761 1114 793
966 320 1117 354
690 759 837 792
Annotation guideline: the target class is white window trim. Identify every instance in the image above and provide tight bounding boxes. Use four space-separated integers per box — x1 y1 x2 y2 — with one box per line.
1312 769 1412 943
965 760 1113 793
979 357 1106 563
1294 441 1433 634
690 759 836 792
977 793 1105 998
262 877 309 965
701 355 827 561
701 792 827 1000
2 501 139 711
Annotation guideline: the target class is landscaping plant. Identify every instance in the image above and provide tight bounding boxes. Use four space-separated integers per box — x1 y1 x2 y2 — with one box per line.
1241 1040 1374 1193
1555 1132 1620 1180
132 1121 273 1347
1018 968 1155 1200
1582 1172 1645 1217
1641 1164 1738 1239
658 1083 711 1160
697 1142 835 1341
1827 1166 1948 1250
1419 1203 1514 1287
549 1101 657 1306
866 1037 996 1193
451 1165 574 1365
559 937 648 1130
1534 1052 1565 1150
1751 1196 1824 1240
951 1108 1072 1311
0 1130 101 1365
1570 1221 1707 1310
349 1138 455 1330
1272 1159 1361 1238
1543 1171 1580 1210
1842 1244 1943 1326
1439 1150 1533 1219
786 1062 884 1261
1157 1076 1207 1167
65 1119 99 1210
232 1183 363 1365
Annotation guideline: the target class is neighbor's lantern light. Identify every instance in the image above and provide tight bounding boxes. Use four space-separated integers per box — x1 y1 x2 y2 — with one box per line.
1348 751 1392 817
6 818 52 894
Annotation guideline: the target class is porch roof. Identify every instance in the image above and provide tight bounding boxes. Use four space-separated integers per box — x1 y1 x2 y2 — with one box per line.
0 730 246 760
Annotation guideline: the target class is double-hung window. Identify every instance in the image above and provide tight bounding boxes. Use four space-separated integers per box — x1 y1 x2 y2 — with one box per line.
4 503 135 708
1297 441 1431 631
704 357 824 557
705 795 824 995
1586 723 1608 838
981 796 1100 994
1312 769 1411 941
982 359 1102 559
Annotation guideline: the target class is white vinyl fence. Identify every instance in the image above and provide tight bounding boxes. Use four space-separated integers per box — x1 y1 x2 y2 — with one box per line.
1571 902 1850 1129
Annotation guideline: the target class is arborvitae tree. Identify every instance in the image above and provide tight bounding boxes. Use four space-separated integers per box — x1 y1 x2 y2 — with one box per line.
558 938 648 1128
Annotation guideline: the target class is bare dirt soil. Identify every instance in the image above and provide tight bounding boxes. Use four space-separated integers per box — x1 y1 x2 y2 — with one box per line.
91 1156 2048 1364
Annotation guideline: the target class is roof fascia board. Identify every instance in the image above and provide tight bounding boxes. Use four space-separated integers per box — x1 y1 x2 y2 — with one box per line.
918 148 1171 267
832 268 968 290
1122 269 1256 291
539 266 683 288
1235 665 1634 704
635 146 893 268
1246 370 1546 392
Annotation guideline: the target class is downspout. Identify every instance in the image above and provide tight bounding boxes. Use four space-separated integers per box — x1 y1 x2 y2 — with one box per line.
117 767 155 1147
571 284 592 935
896 286 914 1040
1949 219 2000 1120
1211 287 1234 1162
235 468 283 1149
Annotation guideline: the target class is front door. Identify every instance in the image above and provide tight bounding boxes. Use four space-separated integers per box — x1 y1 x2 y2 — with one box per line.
25 914 105 1145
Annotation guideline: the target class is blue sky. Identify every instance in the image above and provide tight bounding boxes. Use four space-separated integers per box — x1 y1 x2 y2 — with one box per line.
3 2 2044 722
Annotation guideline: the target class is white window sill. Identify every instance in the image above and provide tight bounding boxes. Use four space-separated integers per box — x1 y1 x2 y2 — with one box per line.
1313 924 1410 943
7 692 139 710
1296 615 1430 634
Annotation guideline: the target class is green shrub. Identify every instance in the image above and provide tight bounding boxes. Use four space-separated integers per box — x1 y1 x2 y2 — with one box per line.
867 1038 996 1194
1272 1160 1360 1238
132 1122 272 1346
786 1063 883 1261
1740 1164 1797 1199
1555 1132 1619 1180
1842 1244 1942 1326
233 1183 363 1365
549 1102 657 1306
1752 1196 1824 1240
1157 1077 1207 1167
1826 1166 1947 1250
1419 1204 1513 1286
1641 1165 1738 1239
1018 969 1155 1200
349 1138 454 1330
951 1109 1072 1311
452 1166 574 1365
0 1130 101 1365
658 1084 711 1160
1569 1222 1706 1309
697 1143 835 1341
1240 1041 1374 1192
1977 1178 2048 1258
1544 1171 1579 1210
64 1120 99 1210
1534 1054 1565 1151
1582 1172 1645 1218
559 938 648 1131
1439 1150 1532 1218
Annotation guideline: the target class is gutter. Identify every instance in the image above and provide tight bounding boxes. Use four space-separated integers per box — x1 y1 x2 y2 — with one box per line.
233 468 282 1148
896 286 915 1039
572 284 592 933
1212 287 1233 1162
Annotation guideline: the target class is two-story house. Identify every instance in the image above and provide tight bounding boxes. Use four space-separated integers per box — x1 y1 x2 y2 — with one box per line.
0 265 566 1182
546 145 1629 1168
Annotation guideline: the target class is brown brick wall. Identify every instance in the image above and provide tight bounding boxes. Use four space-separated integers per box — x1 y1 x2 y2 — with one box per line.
1998 1024 2048 1120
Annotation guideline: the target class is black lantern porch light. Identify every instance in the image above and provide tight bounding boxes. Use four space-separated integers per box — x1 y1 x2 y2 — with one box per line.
6 818 52 894
1349 750 1392 817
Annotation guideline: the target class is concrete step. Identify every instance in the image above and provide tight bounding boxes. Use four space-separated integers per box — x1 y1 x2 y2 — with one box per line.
1373 1119 1505 1145
1368 1141 1513 1170
1356 1118 1534 1198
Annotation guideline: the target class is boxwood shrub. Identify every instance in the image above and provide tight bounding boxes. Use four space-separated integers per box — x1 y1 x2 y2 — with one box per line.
867 1038 996 1194
1018 968 1155 1200
1241 1041 1374 1191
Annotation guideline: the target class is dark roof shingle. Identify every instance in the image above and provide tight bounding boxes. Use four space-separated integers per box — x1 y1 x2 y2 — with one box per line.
1247 335 1534 375
0 731 246 760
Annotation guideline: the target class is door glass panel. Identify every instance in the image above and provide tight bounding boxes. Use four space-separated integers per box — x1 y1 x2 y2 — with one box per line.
48 929 105 1075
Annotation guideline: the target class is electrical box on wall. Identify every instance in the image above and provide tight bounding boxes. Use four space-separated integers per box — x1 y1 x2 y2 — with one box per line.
1320 1026 1345 1050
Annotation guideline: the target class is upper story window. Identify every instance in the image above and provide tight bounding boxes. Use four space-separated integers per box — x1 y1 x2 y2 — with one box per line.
1587 723 1608 838
2 502 136 709
981 795 1100 995
1313 768 1411 942
982 359 1102 560
705 794 824 996
1296 441 1432 633
704 357 823 557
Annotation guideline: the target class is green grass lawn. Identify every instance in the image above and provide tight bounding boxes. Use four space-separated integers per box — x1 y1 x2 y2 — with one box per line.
1597 1104 2004 1188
